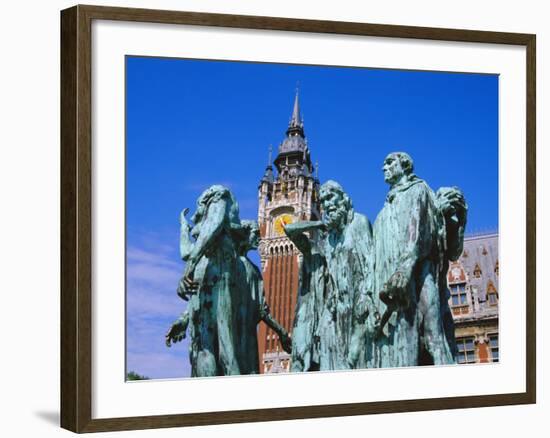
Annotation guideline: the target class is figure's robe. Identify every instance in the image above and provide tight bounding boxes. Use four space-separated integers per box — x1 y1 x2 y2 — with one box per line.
285 224 327 372
183 188 243 377
233 254 262 375
317 212 375 370
292 250 327 372
373 177 455 368
191 230 241 376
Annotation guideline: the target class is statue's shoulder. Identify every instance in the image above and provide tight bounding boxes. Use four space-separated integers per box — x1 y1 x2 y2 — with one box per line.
411 178 430 192
347 212 373 243
351 212 372 230
407 179 437 204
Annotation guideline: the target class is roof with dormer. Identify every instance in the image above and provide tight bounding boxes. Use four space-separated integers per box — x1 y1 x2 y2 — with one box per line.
460 233 499 303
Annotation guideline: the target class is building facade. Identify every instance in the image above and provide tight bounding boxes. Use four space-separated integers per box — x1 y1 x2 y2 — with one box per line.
257 95 498 372
448 233 499 364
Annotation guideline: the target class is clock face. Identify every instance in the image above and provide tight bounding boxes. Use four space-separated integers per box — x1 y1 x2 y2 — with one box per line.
274 214 294 236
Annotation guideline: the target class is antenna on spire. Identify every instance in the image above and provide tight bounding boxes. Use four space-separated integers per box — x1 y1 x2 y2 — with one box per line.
268 144 273 166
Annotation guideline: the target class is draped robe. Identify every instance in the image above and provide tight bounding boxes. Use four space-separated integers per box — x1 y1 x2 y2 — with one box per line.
373 177 455 368
317 212 375 370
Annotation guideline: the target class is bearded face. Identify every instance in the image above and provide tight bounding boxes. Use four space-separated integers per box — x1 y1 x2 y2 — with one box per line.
320 187 347 229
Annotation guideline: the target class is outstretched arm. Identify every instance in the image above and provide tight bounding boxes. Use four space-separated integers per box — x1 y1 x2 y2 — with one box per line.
283 221 325 255
165 310 190 347
260 299 292 354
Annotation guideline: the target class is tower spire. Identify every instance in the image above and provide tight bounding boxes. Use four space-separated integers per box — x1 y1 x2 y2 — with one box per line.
290 88 301 128
286 88 305 138
261 144 274 184
256 87 321 375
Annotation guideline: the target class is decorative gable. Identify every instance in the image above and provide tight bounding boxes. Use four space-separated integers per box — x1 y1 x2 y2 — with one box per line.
448 261 467 284
473 263 482 278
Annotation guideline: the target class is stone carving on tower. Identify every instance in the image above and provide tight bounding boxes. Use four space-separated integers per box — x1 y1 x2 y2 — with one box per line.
257 91 321 373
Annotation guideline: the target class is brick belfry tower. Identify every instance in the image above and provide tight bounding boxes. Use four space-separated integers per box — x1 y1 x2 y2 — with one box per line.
257 91 321 373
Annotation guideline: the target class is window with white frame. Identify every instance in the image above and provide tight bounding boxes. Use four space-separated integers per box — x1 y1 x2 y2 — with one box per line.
489 334 499 362
450 283 468 306
456 336 476 364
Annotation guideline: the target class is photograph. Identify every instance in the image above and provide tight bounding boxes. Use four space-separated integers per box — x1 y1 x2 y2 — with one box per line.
124 56 499 380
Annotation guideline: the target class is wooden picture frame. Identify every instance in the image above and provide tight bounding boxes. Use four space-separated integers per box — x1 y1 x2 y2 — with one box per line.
61 4 536 433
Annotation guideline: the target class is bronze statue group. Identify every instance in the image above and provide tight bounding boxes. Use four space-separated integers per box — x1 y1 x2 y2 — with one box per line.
165 152 467 377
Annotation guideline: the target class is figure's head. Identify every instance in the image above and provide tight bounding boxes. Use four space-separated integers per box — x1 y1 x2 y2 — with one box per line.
192 185 225 222
382 152 414 186
319 180 353 230
190 185 239 240
191 184 235 223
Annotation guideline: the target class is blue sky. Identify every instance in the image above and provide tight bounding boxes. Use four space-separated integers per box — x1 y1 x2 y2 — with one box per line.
126 56 498 379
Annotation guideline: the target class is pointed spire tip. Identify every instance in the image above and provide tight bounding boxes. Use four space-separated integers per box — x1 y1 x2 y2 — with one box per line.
290 88 302 128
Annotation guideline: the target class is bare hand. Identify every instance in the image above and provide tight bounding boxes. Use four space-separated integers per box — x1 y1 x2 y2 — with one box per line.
380 270 410 308
280 332 292 354
370 311 382 335
165 320 187 347
177 262 199 299
355 292 371 323
176 270 199 301
183 274 199 292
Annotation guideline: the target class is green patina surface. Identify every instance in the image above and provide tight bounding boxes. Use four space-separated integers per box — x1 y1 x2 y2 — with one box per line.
166 185 288 376
372 153 466 368
166 152 467 375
